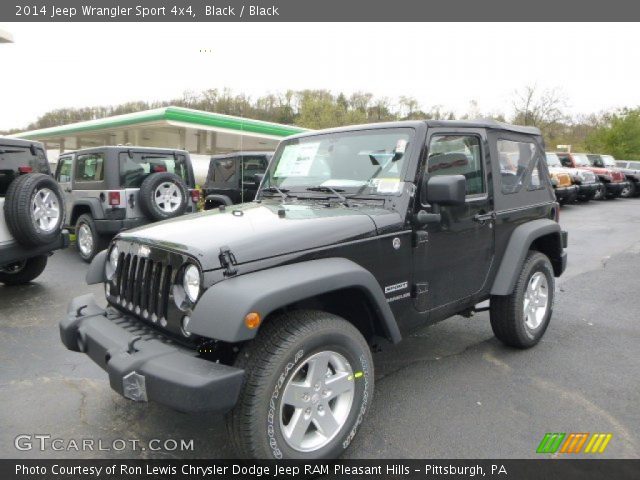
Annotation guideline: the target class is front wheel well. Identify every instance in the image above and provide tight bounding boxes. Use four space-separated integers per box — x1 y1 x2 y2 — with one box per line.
529 232 563 276
264 288 387 344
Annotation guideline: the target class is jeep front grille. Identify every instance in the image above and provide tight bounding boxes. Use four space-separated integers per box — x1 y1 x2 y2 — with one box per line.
114 252 174 325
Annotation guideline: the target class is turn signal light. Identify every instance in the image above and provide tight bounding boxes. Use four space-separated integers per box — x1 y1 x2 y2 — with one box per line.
108 191 121 206
244 312 261 330
18 166 33 174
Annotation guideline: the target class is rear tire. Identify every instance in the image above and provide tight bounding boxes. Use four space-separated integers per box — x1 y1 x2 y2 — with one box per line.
226 310 373 459
490 251 555 349
75 214 107 263
0 255 48 285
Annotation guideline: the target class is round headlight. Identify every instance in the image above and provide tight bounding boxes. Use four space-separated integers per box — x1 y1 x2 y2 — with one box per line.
183 264 201 303
109 245 119 270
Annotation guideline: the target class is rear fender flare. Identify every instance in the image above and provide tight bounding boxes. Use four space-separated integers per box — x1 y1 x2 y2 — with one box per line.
491 219 562 296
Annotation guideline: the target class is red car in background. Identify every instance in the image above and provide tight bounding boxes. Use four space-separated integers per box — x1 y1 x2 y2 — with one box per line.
557 152 628 200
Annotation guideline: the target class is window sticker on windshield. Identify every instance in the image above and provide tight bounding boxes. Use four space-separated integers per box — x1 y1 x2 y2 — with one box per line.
274 143 320 177
372 178 401 193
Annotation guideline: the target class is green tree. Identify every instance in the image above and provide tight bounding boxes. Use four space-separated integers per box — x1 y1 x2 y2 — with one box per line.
586 108 640 159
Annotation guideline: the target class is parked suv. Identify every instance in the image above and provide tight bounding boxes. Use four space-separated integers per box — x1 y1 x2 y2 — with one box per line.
61 120 567 459
202 151 272 210
594 154 640 198
544 153 578 204
55 146 199 262
1 138 69 285
557 152 628 200
546 152 599 202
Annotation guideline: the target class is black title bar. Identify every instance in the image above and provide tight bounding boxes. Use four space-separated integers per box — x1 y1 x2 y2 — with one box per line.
3 0 640 21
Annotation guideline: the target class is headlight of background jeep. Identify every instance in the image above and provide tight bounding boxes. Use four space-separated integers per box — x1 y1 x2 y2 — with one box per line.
105 244 119 280
183 264 201 303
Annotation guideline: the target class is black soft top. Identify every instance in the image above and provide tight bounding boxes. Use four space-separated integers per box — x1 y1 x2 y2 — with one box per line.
286 119 541 140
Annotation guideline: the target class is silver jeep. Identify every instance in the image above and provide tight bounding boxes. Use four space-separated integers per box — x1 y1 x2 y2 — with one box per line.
55 146 198 262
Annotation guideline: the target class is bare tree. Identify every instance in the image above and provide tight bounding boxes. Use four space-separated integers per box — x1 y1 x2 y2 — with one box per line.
512 85 567 127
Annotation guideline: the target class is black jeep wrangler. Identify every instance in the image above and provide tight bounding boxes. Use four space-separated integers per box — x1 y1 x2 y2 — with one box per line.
1 137 69 285
60 120 567 459
202 151 272 210
55 146 199 262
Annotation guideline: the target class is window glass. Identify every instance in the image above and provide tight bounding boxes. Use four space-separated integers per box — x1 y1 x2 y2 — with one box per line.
208 157 238 185
75 153 105 182
266 128 413 196
427 135 484 195
56 156 73 182
497 139 541 193
0 144 49 196
119 152 189 188
241 156 268 183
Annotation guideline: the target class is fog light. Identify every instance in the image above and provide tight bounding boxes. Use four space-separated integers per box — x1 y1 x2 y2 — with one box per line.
244 312 261 330
181 316 192 337
122 371 148 402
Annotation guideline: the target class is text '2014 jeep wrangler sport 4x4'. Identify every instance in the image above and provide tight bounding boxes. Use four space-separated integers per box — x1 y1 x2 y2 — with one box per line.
1 137 69 285
55 146 199 262
60 120 567 459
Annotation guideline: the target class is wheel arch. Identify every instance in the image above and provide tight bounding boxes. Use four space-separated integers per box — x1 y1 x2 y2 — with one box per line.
204 194 233 209
491 219 565 296
70 200 100 227
190 258 402 344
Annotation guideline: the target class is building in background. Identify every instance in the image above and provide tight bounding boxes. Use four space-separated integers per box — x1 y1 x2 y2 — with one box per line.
13 106 307 182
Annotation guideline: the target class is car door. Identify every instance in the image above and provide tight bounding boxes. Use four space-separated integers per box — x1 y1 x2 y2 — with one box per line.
412 129 495 314
55 154 75 226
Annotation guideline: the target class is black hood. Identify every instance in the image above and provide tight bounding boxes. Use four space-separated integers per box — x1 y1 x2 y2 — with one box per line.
117 202 402 270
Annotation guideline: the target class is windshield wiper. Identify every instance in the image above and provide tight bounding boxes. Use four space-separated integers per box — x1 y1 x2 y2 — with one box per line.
261 185 290 203
306 186 351 205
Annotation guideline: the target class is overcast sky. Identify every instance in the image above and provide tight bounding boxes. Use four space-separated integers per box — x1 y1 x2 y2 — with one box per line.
1 22 639 131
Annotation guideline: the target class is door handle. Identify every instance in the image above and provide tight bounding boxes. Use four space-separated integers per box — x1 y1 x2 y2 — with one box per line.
473 211 496 223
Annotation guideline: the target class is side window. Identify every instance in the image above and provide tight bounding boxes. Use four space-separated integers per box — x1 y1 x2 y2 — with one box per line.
497 140 542 194
212 158 237 184
242 156 267 184
56 157 73 182
75 153 105 182
558 155 572 168
427 135 484 196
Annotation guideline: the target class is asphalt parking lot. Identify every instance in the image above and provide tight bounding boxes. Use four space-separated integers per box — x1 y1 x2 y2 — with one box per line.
1 198 639 459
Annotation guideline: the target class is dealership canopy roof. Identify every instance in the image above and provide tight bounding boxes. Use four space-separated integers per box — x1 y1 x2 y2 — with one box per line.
13 106 307 154
0 29 14 43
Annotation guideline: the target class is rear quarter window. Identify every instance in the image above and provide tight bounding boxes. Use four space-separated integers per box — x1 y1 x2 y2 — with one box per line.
497 139 544 194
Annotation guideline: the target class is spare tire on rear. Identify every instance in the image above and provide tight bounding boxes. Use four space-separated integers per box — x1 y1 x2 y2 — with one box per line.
4 173 64 247
139 172 188 221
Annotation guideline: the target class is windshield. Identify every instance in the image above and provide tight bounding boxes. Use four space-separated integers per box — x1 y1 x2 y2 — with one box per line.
263 128 413 197
545 153 562 167
572 154 591 167
0 143 49 196
119 152 190 188
600 155 617 167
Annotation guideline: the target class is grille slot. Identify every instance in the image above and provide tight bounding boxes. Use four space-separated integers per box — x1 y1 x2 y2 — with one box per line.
114 252 174 323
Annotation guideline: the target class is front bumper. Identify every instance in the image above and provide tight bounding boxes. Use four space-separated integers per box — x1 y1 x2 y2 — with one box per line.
554 185 578 203
603 181 629 196
0 230 69 267
576 182 599 198
59 294 244 413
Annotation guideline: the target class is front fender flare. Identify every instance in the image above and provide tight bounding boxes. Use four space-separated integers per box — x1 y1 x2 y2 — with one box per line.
190 258 401 344
491 218 562 296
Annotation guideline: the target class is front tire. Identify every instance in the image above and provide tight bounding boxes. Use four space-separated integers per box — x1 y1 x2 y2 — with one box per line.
490 251 555 349
226 310 373 459
0 255 48 285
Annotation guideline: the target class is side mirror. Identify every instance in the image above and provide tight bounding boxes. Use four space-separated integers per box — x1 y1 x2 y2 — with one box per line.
425 175 466 206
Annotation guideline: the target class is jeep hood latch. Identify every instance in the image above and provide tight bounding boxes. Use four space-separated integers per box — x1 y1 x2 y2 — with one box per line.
219 246 238 276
